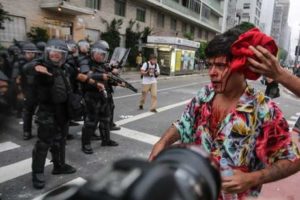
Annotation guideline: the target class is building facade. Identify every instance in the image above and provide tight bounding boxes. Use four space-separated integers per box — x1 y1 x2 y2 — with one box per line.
270 0 290 51
0 0 224 46
235 0 262 27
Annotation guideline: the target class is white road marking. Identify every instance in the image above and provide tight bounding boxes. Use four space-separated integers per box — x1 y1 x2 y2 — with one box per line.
33 177 86 200
296 113 300 116
290 116 299 120
0 158 51 184
114 81 209 100
111 127 160 145
0 141 20 153
115 99 190 126
287 120 296 126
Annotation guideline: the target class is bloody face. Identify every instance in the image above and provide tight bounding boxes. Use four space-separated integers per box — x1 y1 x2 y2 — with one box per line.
207 56 231 93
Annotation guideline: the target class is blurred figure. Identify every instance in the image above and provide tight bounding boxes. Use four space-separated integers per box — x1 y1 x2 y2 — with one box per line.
18 42 39 140
135 51 143 69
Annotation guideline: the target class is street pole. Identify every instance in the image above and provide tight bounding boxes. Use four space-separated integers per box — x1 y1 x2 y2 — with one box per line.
294 29 300 68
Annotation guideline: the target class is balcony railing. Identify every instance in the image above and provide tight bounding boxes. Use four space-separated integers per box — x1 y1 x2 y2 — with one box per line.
40 0 93 15
162 0 200 20
201 0 222 15
201 17 221 31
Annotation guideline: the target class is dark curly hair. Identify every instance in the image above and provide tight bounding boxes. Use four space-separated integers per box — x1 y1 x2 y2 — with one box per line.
205 22 255 61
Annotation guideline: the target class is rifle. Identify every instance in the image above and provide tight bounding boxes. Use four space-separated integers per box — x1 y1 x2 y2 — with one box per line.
107 72 138 93
92 67 138 93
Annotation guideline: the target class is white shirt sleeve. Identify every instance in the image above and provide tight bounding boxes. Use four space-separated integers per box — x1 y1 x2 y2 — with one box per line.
140 62 148 71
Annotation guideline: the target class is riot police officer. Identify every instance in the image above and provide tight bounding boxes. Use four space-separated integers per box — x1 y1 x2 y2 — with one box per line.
28 39 77 189
27 39 104 189
18 42 39 140
80 40 118 155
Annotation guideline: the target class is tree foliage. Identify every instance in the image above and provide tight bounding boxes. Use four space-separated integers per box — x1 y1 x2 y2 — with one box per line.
0 3 11 30
125 20 152 67
197 42 208 60
27 27 49 43
101 18 123 54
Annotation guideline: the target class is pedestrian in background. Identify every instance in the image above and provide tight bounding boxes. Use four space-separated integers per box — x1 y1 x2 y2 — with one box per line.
136 51 143 70
139 54 160 113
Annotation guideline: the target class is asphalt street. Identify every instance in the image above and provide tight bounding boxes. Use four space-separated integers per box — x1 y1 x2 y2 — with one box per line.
0 73 300 200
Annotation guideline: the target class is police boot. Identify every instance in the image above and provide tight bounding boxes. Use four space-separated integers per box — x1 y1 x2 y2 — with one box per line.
23 131 32 140
32 141 49 189
100 126 118 147
51 143 76 175
81 126 94 154
110 123 121 131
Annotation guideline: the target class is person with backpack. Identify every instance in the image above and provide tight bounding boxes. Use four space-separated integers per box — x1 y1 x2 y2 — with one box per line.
139 54 160 113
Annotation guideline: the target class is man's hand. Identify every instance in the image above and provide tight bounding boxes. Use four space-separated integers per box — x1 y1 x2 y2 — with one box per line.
112 68 119 75
148 141 167 161
34 65 53 76
222 170 259 194
247 45 284 81
96 82 105 91
118 82 126 87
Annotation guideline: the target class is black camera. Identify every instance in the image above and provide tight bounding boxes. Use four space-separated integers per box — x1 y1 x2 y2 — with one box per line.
42 145 221 200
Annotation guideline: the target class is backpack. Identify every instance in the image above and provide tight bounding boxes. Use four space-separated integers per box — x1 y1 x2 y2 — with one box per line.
140 62 158 79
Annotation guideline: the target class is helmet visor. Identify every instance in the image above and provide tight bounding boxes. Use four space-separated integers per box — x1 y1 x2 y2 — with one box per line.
45 46 68 66
91 48 109 63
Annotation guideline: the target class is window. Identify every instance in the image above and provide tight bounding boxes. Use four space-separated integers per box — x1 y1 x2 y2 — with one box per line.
115 0 126 17
201 5 211 19
243 3 250 9
182 22 187 33
190 0 201 14
182 0 189 8
86 0 101 10
157 13 165 28
136 8 146 22
170 18 177 31
205 30 209 40
190 26 195 36
0 15 26 43
85 29 100 43
198 28 202 38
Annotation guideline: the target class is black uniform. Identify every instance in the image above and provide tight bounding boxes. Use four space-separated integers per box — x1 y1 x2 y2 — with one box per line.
26 39 76 189
80 57 118 154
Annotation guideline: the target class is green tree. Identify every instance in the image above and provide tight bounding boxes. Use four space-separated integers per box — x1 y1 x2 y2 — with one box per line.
197 41 208 60
27 27 49 43
140 26 152 43
183 32 194 40
0 3 11 29
125 20 142 66
278 48 288 63
101 18 123 54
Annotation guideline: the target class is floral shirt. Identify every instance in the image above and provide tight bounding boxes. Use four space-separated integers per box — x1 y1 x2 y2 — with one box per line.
174 84 300 199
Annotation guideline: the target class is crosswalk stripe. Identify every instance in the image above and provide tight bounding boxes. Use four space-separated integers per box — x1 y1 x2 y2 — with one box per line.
290 116 299 120
0 141 20 153
287 120 296 126
115 99 190 126
0 158 51 184
33 177 86 200
112 127 160 145
296 113 300 116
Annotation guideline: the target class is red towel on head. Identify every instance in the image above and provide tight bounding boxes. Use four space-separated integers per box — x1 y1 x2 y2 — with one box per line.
230 28 278 80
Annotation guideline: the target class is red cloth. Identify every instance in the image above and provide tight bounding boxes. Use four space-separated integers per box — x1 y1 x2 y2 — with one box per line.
230 28 278 80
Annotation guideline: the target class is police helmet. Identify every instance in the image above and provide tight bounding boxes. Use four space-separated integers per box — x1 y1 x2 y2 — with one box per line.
7 45 21 56
66 39 78 52
22 42 39 53
90 40 110 63
77 40 90 53
44 39 68 67
36 41 47 52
